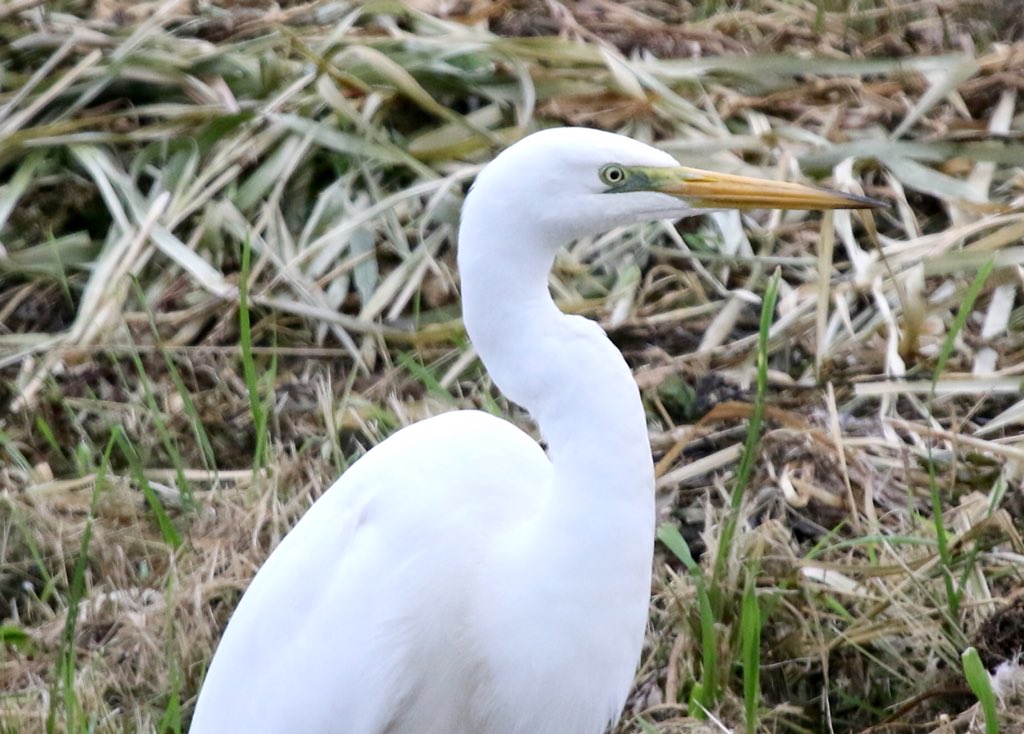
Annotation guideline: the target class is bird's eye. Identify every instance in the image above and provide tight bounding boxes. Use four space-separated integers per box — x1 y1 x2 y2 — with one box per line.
600 164 627 186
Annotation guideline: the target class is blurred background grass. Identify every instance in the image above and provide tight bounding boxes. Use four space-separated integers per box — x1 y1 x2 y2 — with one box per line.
1 1 1023 732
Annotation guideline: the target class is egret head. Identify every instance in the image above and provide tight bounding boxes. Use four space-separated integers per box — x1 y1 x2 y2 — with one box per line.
460 127 880 252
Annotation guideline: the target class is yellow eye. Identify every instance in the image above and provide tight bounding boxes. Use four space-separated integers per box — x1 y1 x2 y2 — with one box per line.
600 164 627 186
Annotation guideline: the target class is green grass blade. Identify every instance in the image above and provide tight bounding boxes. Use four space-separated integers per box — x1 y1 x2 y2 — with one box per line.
933 260 995 379
657 524 717 713
127 345 195 511
33 416 65 465
961 647 999 734
710 269 780 614
927 259 994 632
397 351 458 406
657 523 700 576
113 428 182 549
741 574 762 734
133 281 218 479
238 236 271 471
46 431 115 734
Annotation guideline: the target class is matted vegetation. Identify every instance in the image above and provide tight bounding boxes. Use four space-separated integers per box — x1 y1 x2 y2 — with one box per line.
2 1 1023 732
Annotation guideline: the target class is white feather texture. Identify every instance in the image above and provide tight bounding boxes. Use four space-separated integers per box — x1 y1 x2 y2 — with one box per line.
191 128 702 734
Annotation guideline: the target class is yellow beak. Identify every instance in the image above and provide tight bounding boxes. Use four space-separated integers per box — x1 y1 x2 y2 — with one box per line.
649 166 883 210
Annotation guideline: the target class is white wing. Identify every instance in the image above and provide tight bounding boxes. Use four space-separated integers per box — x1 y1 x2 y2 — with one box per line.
190 410 551 734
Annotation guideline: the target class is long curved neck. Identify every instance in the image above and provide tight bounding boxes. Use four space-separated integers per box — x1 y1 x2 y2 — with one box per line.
458 210 656 723
458 218 655 531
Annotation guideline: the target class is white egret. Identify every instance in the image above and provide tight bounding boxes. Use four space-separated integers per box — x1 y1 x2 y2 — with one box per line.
190 128 878 734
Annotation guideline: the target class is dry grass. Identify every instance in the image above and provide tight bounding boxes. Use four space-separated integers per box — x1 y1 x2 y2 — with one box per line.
1 0 1024 732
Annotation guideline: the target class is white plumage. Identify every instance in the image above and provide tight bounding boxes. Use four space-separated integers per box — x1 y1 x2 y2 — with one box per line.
191 127 876 733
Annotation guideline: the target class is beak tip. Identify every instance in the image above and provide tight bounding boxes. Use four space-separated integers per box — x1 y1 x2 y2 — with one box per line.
845 192 887 210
